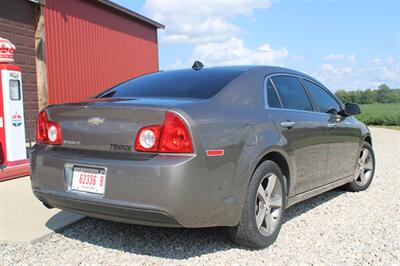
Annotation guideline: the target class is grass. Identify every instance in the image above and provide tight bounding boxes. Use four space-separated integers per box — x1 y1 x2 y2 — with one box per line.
356 103 400 126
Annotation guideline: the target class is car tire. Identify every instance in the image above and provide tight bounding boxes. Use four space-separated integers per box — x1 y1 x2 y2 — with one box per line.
343 141 375 192
227 160 286 248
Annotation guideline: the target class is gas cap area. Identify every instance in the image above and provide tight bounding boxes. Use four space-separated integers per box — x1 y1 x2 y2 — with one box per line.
242 124 257 146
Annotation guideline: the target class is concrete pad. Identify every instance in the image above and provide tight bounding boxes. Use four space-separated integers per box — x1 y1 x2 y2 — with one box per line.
0 176 83 244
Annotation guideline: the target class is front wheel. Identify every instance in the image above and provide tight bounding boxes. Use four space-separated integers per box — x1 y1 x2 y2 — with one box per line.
227 161 286 248
343 141 375 192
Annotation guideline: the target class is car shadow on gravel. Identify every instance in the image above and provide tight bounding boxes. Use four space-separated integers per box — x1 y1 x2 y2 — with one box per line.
283 188 346 223
58 188 346 260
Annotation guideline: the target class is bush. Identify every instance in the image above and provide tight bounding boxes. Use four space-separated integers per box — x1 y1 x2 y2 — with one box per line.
356 103 400 126
359 115 400 126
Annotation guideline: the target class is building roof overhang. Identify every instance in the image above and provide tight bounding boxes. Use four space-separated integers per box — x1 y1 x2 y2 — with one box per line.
26 0 165 29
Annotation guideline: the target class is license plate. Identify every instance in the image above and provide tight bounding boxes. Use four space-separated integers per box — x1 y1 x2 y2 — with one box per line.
71 166 106 194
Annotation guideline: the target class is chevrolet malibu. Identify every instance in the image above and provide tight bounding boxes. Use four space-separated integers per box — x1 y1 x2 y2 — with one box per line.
31 65 375 248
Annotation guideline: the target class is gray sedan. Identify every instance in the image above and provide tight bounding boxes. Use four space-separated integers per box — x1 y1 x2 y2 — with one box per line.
31 65 375 248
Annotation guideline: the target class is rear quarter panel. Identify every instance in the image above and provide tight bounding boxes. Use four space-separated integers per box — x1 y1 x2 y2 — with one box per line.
177 69 291 223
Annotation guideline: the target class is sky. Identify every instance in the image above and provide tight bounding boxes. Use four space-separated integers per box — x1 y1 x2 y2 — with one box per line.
113 0 400 91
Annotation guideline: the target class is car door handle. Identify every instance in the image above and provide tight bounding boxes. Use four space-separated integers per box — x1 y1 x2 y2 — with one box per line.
327 123 337 129
280 121 295 129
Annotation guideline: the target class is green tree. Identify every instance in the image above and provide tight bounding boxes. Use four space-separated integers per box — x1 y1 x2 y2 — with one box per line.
335 90 351 103
335 85 400 104
359 89 374 104
375 84 391 103
389 89 400 103
348 91 361 103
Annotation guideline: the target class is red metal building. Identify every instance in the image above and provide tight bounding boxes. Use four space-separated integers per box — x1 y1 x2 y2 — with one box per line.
0 0 164 143
44 0 164 104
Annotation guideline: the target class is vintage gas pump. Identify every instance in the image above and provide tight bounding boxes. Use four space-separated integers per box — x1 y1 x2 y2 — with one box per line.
0 37 30 181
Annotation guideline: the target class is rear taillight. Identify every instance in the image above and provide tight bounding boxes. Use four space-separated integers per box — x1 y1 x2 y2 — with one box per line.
134 111 193 153
36 111 47 143
36 111 62 145
134 125 162 152
159 112 193 153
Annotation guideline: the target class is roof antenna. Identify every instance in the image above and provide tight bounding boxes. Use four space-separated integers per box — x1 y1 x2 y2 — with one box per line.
192 61 204 71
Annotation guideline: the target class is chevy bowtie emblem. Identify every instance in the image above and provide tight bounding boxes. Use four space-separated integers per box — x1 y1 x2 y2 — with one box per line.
88 117 105 126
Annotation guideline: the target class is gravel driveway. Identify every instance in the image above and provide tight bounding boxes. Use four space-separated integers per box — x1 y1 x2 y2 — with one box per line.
1 127 399 265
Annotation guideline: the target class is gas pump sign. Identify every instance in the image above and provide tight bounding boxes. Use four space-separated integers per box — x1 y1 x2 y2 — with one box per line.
11 113 23 127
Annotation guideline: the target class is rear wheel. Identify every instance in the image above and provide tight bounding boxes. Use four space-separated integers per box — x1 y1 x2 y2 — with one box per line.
228 161 286 248
343 142 375 192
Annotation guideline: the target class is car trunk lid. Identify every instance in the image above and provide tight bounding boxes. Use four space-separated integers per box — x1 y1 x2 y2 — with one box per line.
45 98 168 154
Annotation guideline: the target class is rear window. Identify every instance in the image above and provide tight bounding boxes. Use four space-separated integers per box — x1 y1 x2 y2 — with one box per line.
98 68 245 99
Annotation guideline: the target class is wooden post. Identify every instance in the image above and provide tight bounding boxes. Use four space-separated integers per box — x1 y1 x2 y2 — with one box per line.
35 1 47 111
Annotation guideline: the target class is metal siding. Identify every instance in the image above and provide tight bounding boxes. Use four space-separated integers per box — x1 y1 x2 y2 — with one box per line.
0 0 38 144
44 0 159 104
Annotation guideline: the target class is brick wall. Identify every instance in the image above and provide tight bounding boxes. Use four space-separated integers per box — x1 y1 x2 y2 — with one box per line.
0 0 38 144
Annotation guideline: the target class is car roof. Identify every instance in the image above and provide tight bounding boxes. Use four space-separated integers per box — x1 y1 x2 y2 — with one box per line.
177 65 313 78
184 65 323 86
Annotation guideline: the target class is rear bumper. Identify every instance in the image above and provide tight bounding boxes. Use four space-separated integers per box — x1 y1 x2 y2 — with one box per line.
33 190 180 227
30 144 241 227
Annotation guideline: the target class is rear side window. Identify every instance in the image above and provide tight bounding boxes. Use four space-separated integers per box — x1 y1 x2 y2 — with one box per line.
266 79 281 108
302 80 341 114
99 68 245 99
271 76 313 111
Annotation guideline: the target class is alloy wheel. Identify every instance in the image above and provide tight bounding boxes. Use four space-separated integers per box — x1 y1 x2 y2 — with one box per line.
255 173 283 236
354 148 374 186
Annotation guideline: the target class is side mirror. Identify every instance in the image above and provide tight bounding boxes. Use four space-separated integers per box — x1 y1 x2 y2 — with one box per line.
344 103 361 116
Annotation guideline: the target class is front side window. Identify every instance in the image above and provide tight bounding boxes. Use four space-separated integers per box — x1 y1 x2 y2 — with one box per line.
302 80 341 114
271 76 313 111
9 80 21 101
266 78 281 108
